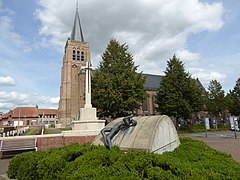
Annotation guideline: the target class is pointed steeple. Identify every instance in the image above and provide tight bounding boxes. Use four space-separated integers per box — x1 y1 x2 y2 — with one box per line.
70 4 84 42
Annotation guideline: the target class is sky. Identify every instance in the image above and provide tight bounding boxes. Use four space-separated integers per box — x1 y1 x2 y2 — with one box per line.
0 0 240 113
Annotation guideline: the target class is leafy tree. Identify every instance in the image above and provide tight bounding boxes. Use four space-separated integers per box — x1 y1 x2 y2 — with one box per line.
92 39 146 119
226 78 240 116
155 55 204 121
206 80 226 118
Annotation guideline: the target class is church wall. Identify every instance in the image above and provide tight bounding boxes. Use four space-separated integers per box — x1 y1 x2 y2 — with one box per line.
137 90 159 116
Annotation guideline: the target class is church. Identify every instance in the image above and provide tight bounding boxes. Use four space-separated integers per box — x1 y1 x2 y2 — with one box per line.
58 8 205 126
58 8 89 127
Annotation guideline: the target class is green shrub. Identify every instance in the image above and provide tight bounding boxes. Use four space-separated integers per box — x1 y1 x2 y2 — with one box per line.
191 123 205 132
61 145 123 179
37 143 95 179
37 153 67 180
7 152 29 179
217 123 229 130
7 151 48 180
7 138 240 179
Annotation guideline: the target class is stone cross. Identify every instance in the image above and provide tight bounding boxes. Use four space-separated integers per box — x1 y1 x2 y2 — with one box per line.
81 61 92 108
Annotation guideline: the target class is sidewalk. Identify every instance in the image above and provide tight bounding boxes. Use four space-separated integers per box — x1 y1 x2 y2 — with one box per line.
180 131 240 162
192 137 240 163
0 158 11 179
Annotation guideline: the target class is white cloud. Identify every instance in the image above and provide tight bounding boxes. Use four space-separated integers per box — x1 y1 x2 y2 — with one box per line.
176 49 202 65
49 97 60 104
35 0 223 75
190 68 226 88
0 76 16 86
0 0 226 111
0 102 14 109
0 91 59 111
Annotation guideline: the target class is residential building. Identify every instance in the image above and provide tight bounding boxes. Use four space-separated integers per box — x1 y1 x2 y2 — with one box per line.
0 106 59 126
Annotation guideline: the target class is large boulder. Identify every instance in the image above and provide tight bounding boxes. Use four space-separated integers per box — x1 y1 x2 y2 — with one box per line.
93 115 180 154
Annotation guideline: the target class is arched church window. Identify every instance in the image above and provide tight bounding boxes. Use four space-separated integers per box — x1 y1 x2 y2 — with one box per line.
152 94 156 114
77 50 80 61
72 50 76 60
81 50 84 61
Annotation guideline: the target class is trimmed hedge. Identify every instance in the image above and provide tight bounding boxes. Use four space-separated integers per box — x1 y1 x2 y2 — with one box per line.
8 138 240 179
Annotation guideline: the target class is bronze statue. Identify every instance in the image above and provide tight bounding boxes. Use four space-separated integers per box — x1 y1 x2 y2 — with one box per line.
101 115 137 149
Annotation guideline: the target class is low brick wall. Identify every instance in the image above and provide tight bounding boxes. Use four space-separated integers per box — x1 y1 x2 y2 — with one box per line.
37 135 96 151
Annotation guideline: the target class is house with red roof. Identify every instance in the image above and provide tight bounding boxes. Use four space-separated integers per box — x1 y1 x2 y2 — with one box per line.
0 106 59 127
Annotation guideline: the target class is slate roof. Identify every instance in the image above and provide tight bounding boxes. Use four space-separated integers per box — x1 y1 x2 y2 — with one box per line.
143 73 206 93
142 73 163 91
70 10 84 41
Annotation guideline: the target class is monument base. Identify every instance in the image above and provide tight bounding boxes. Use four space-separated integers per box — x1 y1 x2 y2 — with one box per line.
80 107 97 121
72 107 105 131
62 129 101 136
72 120 105 131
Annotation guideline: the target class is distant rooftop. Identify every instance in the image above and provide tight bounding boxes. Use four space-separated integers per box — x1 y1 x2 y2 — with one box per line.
143 73 206 93
1 106 59 119
142 74 163 91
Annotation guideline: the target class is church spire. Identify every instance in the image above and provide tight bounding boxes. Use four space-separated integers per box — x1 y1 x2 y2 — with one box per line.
70 1 84 42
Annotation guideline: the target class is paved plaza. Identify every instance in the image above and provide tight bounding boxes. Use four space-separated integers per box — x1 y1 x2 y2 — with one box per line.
182 131 240 163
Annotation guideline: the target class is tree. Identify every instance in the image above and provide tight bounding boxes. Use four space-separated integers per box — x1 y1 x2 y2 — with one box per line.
226 78 240 116
155 55 204 121
92 39 147 119
206 80 226 118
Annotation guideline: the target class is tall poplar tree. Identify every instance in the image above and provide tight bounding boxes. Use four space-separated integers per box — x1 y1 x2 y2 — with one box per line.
92 39 146 119
155 55 204 121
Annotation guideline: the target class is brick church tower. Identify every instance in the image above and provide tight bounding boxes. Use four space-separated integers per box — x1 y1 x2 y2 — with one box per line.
59 8 90 126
